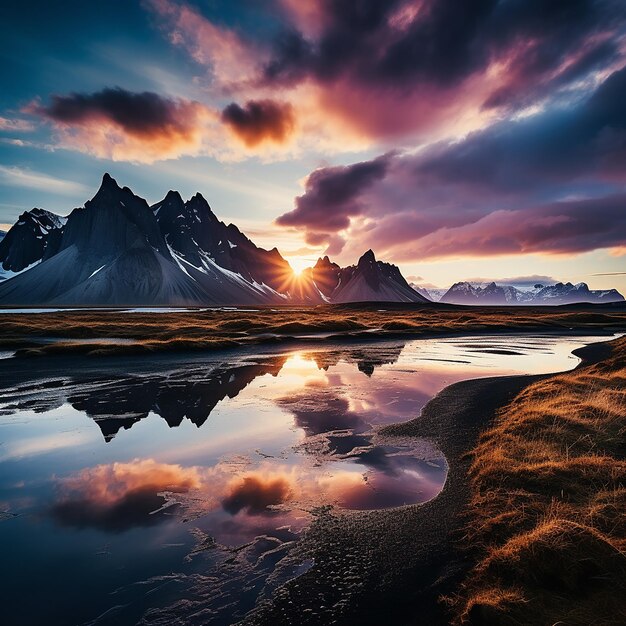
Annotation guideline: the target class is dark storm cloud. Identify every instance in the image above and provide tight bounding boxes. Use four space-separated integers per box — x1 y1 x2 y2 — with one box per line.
26 86 209 161
276 67 626 259
276 153 391 231
31 87 201 138
220 99 295 147
416 64 626 187
267 0 625 109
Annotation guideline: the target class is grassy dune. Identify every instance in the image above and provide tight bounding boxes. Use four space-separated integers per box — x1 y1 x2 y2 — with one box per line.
1 304 625 357
451 336 626 625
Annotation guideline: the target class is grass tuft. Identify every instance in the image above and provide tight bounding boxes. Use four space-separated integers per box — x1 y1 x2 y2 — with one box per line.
451 337 626 625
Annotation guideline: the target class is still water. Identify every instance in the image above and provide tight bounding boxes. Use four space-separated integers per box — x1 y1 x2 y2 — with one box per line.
0 334 613 625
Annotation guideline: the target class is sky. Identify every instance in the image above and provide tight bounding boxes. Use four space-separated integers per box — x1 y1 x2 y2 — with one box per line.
1 0 625 291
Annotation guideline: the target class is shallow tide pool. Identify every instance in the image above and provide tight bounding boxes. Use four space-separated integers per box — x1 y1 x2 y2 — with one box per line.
0 334 615 625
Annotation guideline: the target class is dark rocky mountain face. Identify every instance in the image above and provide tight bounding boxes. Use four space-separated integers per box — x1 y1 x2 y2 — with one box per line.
151 190 293 293
59 173 171 262
301 256 341 299
0 208 66 273
0 174 269 306
0 174 321 306
305 250 427 303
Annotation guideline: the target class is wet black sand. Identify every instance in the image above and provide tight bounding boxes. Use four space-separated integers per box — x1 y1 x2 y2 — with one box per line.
240 338 618 625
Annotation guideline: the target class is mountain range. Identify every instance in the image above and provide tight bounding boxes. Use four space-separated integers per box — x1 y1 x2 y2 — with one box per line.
422 281 624 305
0 174 426 307
0 174 622 307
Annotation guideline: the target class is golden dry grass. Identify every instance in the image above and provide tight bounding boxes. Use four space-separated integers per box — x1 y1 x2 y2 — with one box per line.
450 336 626 625
0 304 624 356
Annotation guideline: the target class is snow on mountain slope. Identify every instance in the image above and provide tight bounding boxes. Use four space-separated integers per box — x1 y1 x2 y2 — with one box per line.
409 285 450 302
152 190 293 295
440 280 624 305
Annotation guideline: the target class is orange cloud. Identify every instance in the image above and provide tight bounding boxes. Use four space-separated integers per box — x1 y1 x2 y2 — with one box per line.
28 88 212 163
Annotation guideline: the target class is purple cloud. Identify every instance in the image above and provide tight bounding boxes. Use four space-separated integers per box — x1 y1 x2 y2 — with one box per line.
276 66 626 260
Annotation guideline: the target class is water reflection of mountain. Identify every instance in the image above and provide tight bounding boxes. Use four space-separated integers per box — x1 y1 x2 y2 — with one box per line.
70 359 288 441
309 343 405 376
0 343 406 441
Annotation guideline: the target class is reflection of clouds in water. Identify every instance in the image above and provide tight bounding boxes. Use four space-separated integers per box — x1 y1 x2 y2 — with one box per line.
275 376 448 510
222 473 294 515
51 459 202 532
319 449 447 510
50 451 446 536
279 389 368 436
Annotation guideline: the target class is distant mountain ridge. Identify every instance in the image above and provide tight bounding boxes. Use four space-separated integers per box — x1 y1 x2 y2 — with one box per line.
436 281 624 305
0 174 426 307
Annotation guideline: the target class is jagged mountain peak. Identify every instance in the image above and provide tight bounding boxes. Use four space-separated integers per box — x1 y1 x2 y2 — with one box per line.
89 172 148 212
306 249 426 304
188 191 211 206
95 172 130 198
441 279 624 305
358 249 376 265
164 189 184 202
315 255 340 270
101 172 117 186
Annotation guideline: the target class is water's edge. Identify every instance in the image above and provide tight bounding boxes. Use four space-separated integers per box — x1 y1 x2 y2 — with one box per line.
241 336 621 626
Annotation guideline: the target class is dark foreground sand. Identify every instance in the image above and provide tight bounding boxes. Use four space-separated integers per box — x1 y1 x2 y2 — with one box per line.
241 338 618 626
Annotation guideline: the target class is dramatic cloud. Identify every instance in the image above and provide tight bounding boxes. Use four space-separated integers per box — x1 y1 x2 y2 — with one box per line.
149 0 626 143
221 99 295 147
29 87 211 163
276 66 626 261
269 0 625 136
403 195 626 260
277 154 390 248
